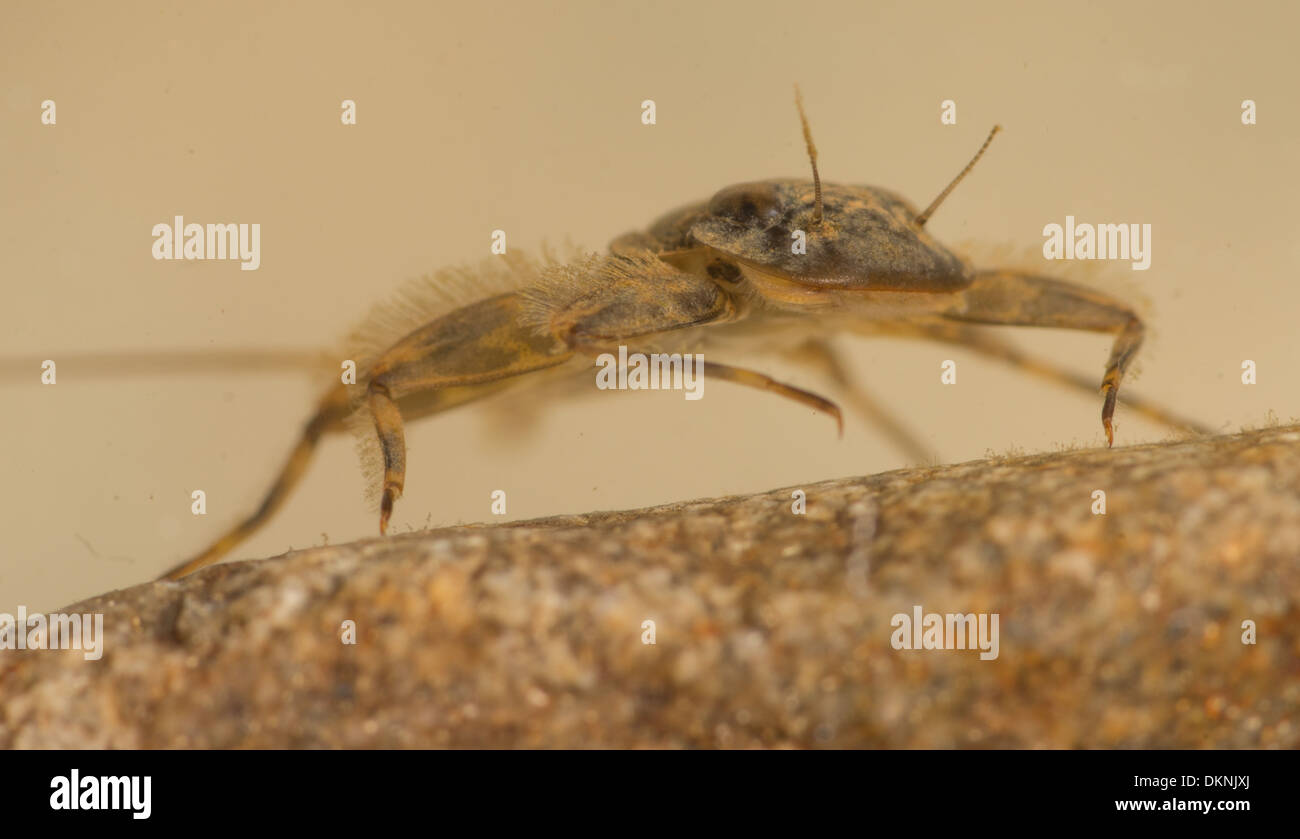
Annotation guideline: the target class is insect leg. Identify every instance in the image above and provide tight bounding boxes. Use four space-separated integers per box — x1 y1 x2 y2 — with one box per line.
367 379 405 534
786 337 934 462
697 359 843 434
533 254 843 432
896 320 1214 438
944 270 1165 445
161 293 572 580
362 293 574 534
158 383 353 580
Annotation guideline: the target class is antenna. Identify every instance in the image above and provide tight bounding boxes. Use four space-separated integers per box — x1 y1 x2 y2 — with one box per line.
794 85 824 227
914 124 1002 227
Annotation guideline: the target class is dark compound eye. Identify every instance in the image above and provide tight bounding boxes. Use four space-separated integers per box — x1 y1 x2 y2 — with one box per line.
705 260 743 284
707 183 784 226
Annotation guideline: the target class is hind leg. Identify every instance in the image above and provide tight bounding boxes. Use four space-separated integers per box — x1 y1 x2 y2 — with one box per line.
159 293 574 580
158 383 353 580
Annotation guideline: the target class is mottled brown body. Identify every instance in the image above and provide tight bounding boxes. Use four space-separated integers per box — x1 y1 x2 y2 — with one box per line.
158 95 1209 581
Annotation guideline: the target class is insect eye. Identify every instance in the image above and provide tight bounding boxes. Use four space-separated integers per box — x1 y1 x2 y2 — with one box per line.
705 260 743 285
707 183 783 226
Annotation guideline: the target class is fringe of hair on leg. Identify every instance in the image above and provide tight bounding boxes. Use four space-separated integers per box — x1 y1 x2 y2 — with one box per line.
337 244 593 510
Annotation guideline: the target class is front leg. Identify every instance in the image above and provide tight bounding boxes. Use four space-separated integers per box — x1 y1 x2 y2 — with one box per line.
886 320 1211 438
944 270 1144 446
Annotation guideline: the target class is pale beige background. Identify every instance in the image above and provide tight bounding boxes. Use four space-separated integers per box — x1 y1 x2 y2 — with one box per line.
3 1 1296 611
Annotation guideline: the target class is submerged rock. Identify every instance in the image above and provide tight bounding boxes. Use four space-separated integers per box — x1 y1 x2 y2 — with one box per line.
3 425 1297 748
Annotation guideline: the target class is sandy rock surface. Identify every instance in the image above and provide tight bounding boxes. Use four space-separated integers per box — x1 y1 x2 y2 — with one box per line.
3 426 1297 748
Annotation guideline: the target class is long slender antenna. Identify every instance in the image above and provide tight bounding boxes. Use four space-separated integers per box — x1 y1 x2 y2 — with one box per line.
794 85 823 227
914 124 1002 227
